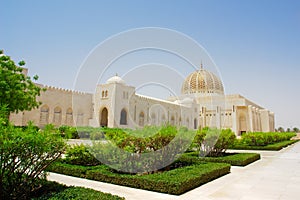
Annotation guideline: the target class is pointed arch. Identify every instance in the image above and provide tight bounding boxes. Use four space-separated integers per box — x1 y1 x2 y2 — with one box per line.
120 108 127 125
194 118 198 129
53 106 62 126
139 111 145 127
100 107 108 127
170 115 175 126
151 113 156 125
66 108 73 126
39 105 49 126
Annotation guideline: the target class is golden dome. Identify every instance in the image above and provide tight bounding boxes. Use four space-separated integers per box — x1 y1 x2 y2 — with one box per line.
181 69 224 95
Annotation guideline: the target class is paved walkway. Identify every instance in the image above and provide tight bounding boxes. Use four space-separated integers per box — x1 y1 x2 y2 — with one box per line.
48 142 300 200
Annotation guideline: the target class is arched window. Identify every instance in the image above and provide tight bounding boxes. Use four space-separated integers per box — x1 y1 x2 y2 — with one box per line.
39 105 49 126
120 109 127 125
170 115 175 125
66 108 73 126
102 91 105 98
139 112 145 127
100 107 108 127
194 118 198 129
53 107 62 126
186 118 189 126
151 113 156 125
105 90 108 97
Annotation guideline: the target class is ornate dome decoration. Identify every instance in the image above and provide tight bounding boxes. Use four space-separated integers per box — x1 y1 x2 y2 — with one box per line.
106 74 126 85
181 65 224 95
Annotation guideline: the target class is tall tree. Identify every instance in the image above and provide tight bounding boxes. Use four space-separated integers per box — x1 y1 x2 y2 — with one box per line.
0 50 43 118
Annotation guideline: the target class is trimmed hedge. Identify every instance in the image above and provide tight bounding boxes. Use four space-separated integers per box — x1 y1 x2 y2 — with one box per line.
47 161 230 195
239 132 296 146
31 181 124 200
232 140 299 151
181 152 260 166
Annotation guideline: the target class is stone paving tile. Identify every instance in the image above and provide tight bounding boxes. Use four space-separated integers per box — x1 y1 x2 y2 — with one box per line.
48 142 300 200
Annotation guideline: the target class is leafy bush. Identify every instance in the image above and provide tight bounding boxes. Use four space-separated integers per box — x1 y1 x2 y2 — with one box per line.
58 125 79 139
31 181 125 200
64 144 101 166
193 128 236 157
0 120 66 199
47 161 230 195
239 132 296 146
76 126 105 139
182 152 260 166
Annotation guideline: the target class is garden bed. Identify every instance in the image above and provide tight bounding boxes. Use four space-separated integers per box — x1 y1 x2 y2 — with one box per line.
181 152 260 166
47 160 230 195
231 140 299 151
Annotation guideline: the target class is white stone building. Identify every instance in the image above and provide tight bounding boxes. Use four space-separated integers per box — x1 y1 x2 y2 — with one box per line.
10 67 275 136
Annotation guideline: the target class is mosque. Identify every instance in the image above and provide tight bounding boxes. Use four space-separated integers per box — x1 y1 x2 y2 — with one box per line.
10 66 275 136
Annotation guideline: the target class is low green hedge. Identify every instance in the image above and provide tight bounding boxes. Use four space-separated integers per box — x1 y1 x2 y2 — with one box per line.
231 140 299 151
47 161 230 195
31 181 124 200
181 152 260 166
239 132 296 146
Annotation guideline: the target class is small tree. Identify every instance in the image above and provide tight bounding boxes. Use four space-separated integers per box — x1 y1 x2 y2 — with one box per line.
193 128 236 157
293 127 299 133
0 50 43 118
277 127 285 132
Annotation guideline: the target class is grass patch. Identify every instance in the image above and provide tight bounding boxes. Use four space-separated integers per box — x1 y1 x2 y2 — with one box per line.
181 152 260 166
47 160 230 195
31 180 125 200
231 140 299 151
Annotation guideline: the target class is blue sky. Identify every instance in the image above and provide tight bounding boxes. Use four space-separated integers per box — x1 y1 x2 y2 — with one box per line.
1 0 300 129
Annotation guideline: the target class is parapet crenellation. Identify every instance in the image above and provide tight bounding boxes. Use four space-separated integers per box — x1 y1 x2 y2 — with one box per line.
41 84 92 95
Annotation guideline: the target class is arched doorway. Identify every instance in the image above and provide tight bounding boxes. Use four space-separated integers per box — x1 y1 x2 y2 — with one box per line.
100 107 108 127
239 115 247 135
139 112 145 127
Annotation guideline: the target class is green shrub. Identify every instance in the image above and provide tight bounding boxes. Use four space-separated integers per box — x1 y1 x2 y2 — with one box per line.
88 125 195 173
232 140 298 150
58 125 79 139
64 144 101 166
193 128 236 157
0 121 66 199
240 132 296 146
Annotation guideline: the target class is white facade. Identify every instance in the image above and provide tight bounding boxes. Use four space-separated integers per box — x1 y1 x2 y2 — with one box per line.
10 68 275 135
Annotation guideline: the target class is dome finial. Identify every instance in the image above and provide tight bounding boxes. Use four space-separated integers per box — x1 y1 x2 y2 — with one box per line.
115 73 118 77
200 61 203 70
